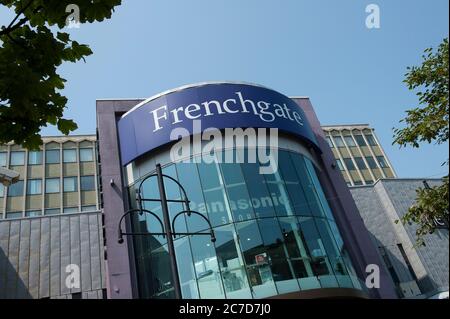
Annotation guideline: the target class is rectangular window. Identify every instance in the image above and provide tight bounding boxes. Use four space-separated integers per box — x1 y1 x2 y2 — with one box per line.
63 149 77 163
353 134 367 147
81 205 97 212
45 178 60 193
377 156 389 168
365 134 378 146
63 177 78 192
45 208 60 216
28 151 43 165
8 180 24 197
0 152 7 167
10 151 25 166
336 159 345 171
80 148 94 162
325 136 334 148
27 179 42 195
343 136 356 147
354 157 367 170
343 158 356 170
0 184 4 197
46 149 60 164
80 175 95 191
6 212 22 219
333 136 345 147
365 156 378 169
63 207 79 214
25 210 42 217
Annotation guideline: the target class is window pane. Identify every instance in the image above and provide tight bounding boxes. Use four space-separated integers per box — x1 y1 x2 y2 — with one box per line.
174 237 200 299
6 212 22 219
45 208 60 215
63 207 78 214
64 177 78 192
0 152 6 167
240 161 276 218
46 149 60 164
45 178 60 193
214 225 252 298
343 158 356 171
235 220 278 299
10 151 25 166
28 151 43 165
197 161 231 227
80 176 95 191
81 205 97 212
354 135 367 147
80 148 94 162
353 181 363 186
63 149 77 163
176 162 211 233
0 184 4 197
219 152 255 222
365 134 377 146
377 156 389 168
365 156 378 169
278 152 312 217
190 234 225 298
27 179 42 195
325 136 334 148
258 217 300 294
8 180 24 197
343 136 356 147
332 136 345 147
25 210 42 217
354 157 367 170
336 159 345 171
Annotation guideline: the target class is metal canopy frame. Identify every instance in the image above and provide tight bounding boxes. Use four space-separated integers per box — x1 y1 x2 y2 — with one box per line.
117 163 216 299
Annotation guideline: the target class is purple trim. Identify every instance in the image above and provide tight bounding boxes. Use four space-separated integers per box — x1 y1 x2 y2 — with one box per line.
96 99 144 299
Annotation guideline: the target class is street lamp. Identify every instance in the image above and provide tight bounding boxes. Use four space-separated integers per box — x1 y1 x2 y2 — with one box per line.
117 163 216 299
0 167 20 186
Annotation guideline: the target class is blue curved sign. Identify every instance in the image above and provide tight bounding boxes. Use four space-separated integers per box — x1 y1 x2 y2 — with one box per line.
118 83 319 165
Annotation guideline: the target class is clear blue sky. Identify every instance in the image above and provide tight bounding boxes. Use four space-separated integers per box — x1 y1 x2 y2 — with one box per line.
1 0 449 178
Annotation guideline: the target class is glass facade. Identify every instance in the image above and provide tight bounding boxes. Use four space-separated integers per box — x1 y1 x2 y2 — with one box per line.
128 149 362 299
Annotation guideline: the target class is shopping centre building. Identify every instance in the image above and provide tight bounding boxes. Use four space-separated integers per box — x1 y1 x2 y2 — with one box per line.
1 81 447 299
95 82 396 299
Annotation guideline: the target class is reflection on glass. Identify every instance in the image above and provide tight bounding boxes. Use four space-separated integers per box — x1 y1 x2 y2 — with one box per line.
219 151 255 223
176 162 210 233
235 220 278 299
175 237 199 299
190 235 225 299
214 225 252 298
197 160 232 227
240 162 276 218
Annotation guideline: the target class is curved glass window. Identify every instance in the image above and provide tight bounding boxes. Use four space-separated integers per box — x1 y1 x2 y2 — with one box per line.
129 149 363 299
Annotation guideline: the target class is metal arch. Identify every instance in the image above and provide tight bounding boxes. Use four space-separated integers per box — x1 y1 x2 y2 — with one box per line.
171 210 216 242
117 208 165 243
136 173 191 211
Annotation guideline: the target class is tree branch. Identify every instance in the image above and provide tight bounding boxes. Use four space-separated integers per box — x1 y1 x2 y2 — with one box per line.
0 0 36 36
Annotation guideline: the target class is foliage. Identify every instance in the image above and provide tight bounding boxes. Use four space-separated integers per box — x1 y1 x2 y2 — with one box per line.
0 0 121 149
394 38 449 245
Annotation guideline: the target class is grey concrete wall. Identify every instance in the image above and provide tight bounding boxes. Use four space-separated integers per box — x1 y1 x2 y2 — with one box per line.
0 211 105 299
351 179 449 297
